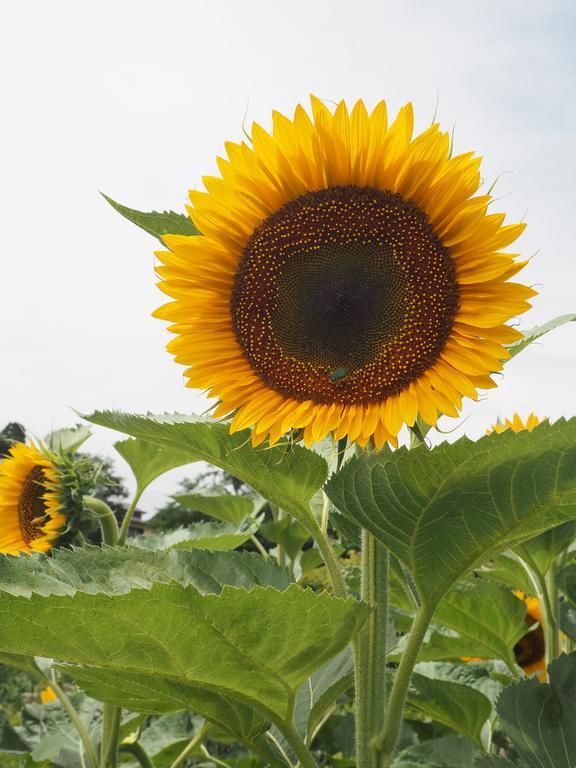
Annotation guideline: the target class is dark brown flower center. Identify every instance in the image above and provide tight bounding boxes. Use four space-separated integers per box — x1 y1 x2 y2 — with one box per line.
231 185 459 404
513 610 545 670
18 465 49 544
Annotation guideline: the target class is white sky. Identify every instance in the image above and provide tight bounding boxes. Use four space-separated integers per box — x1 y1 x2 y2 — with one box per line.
1 0 575 512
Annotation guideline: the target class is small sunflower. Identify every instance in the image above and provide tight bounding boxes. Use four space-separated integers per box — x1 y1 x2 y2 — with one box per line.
488 412 544 435
40 686 57 704
155 97 536 448
512 591 546 678
0 443 68 556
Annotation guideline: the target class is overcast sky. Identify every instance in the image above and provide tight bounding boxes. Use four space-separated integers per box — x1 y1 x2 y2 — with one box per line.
1 0 575 512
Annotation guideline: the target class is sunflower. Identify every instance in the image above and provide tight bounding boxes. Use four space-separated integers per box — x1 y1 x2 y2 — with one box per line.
0 442 67 555
155 97 536 448
512 591 546 678
40 686 57 704
487 412 544 435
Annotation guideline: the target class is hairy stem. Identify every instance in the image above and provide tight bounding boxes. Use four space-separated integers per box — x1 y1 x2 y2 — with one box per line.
375 602 435 766
277 719 319 768
355 530 389 768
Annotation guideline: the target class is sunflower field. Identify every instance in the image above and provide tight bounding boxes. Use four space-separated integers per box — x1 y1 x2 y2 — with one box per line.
2 97 576 768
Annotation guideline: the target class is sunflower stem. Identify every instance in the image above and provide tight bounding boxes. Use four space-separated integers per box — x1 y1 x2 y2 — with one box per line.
545 559 561 663
168 722 211 768
306 514 346 598
355 530 389 768
375 601 436 766
118 743 155 768
83 496 118 547
117 491 142 546
46 677 99 768
100 705 122 768
82 496 121 768
516 552 558 671
272 506 287 569
275 719 319 768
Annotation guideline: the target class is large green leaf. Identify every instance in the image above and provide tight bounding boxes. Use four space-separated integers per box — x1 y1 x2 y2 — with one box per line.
102 194 200 239
84 411 327 523
507 313 576 358
495 651 576 768
326 419 576 606
114 438 195 496
0 545 292 598
391 582 527 669
175 492 254 524
404 673 491 748
393 735 479 767
131 521 259 552
0 583 368 726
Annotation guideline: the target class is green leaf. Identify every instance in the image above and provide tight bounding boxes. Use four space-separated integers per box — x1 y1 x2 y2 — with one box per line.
0 544 293 598
44 425 92 454
392 582 528 669
174 492 254 524
557 562 576 605
392 735 479 767
114 438 195 496
474 757 517 767
404 673 492 748
495 651 576 768
326 419 576 606
101 194 200 240
514 521 576 575
83 411 328 523
269 647 354 760
477 555 533 595
260 518 310 560
131 521 259 552
559 601 576 641
0 583 368 726
507 313 576 358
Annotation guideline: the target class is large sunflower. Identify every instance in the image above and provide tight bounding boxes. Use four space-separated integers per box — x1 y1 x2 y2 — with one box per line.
155 97 536 447
0 443 67 555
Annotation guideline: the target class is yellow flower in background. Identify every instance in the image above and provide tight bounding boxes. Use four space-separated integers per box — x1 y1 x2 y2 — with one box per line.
40 686 57 704
155 97 535 448
512 592 546 679
488 412 544 435
0 443 67 556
